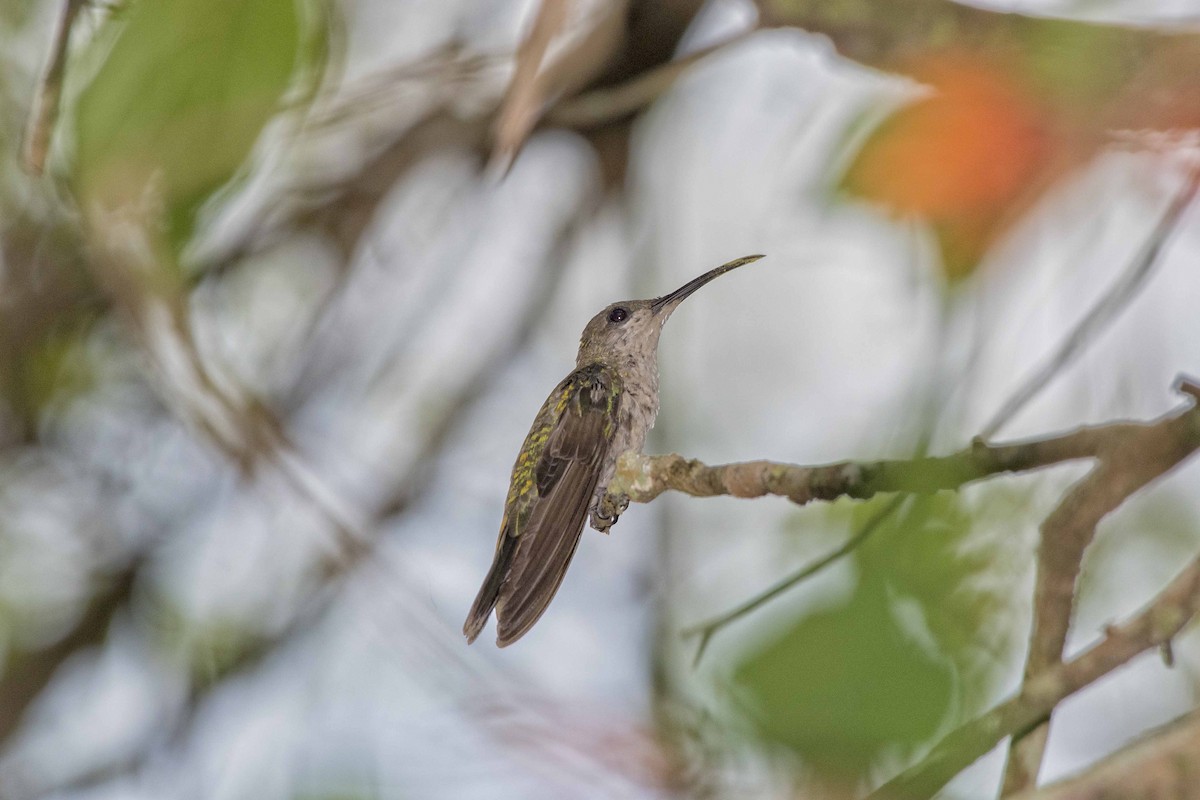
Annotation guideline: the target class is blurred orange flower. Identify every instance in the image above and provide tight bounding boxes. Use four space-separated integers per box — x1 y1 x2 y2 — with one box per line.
845 54 1058 278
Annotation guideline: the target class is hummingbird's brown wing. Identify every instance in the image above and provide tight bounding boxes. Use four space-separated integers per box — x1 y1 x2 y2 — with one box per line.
465 365 620 647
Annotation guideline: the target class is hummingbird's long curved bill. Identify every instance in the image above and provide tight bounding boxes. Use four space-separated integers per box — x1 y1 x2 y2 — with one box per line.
650 254 765 315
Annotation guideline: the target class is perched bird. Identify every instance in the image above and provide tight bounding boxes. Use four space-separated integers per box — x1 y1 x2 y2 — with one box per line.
464 254 764 646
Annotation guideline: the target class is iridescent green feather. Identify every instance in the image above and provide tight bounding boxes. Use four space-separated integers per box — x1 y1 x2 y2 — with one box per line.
464 363 622 645
501 389 562 540
501 364 621 540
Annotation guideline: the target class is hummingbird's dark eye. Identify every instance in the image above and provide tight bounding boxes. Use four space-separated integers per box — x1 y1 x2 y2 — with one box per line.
608 307 628 323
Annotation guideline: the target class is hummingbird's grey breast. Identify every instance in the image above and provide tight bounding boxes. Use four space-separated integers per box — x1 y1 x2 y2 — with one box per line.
596 353 660 506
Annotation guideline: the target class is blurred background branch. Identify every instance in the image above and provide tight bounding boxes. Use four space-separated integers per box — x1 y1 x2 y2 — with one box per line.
981 162 1200 442
19 0 82 174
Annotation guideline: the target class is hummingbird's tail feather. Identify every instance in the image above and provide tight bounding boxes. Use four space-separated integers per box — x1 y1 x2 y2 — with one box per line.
494 518 585 647
463 524 516 644
494 445 603 645
469 364 619 647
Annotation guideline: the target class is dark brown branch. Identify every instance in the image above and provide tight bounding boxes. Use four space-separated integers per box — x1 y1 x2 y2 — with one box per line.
867 550 1200 800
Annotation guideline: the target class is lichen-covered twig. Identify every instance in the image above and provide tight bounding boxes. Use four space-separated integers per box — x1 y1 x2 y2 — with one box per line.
606 407 1193 509
604 387 1200 663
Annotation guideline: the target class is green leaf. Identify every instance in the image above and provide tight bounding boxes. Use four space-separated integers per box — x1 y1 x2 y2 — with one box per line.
733 575 953 779
735 491 1028 779
857 493 1010 699
73 0 301 232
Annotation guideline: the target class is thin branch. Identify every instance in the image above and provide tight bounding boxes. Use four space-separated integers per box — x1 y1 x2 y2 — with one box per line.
1000 379 1200 793
490 0 571 175
82 200 381 585
603 394 1200 668
490 0 644 175
606 413 1179 508
22 0 86 174
0 561 137 747
980 162 1200 441
1002 377 1200 791
545 29 757 130
1010 709 1200 800
299 47 504 131
755 0 1192 82
867 549 1200 800
683 494 906 666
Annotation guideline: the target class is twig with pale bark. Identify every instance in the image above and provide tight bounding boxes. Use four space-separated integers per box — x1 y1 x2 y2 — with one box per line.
607 380 1200 783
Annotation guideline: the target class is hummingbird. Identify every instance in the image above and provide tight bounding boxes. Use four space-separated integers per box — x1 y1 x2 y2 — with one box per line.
464 254 764 647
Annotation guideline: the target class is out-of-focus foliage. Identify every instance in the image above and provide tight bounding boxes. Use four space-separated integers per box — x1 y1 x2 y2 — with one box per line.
7 315 96 428
1021 21 1140 112
867 489 1033 694
733 491 1022 780
838 13 1200 280
73 0 302 246
734 567 953 779
842 53 1055 279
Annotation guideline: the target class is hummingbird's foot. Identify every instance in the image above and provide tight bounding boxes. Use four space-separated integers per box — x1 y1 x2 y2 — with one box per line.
591 508 617 533
591 492 629 533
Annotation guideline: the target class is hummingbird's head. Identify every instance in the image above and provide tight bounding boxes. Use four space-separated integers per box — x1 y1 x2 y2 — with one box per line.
575 255 764 368
576 298 659 367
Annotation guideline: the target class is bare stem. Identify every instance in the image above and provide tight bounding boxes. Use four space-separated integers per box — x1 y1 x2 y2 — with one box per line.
1000 377 1200 794
22 0 86 174
1010 709 1200 800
